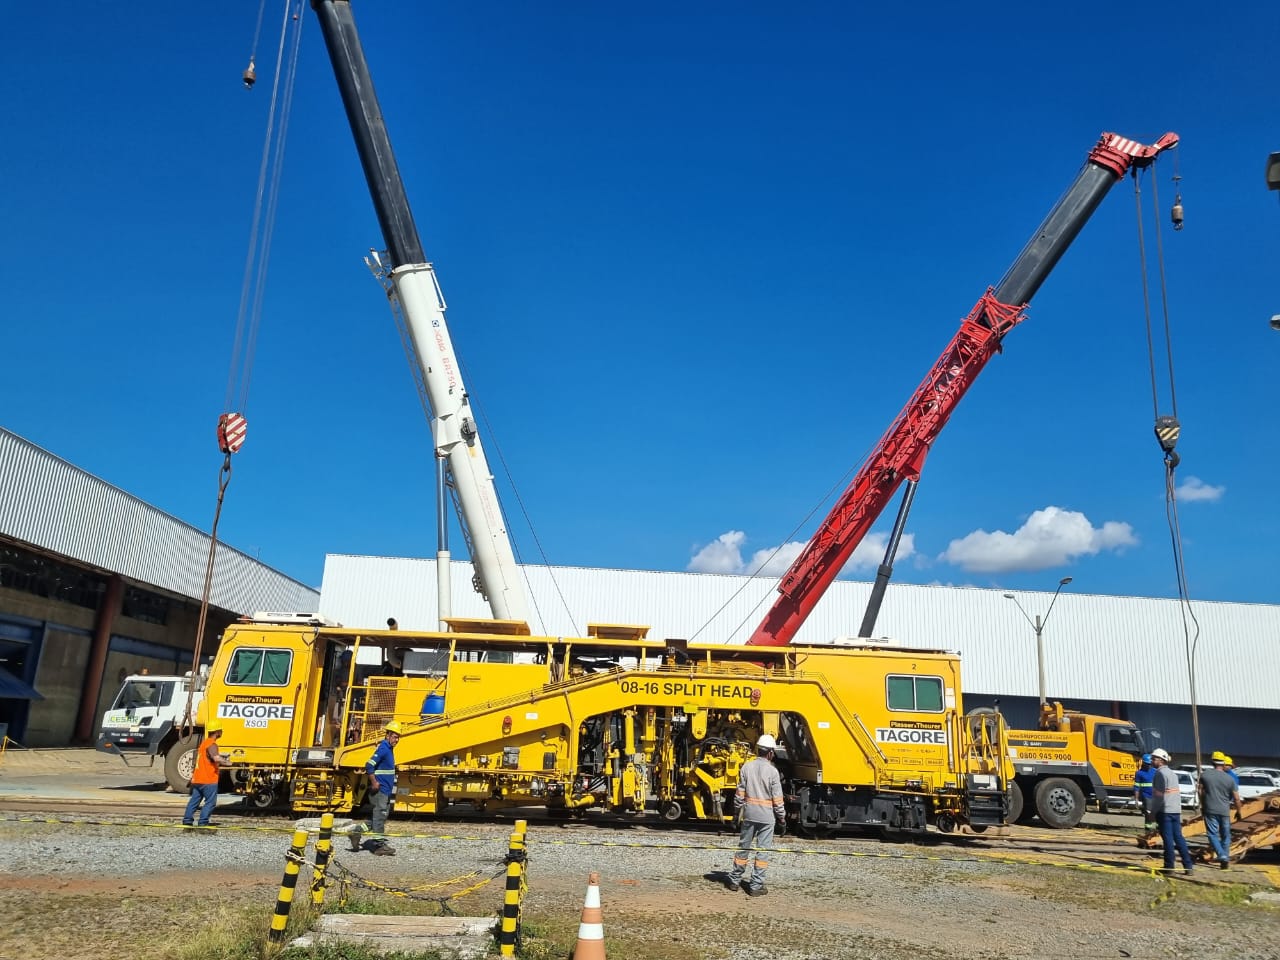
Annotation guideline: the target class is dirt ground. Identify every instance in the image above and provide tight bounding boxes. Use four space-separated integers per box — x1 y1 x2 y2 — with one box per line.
3 749 1280 959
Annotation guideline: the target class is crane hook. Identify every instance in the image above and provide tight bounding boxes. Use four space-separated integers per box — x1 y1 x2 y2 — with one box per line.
242 58 257 90
1170 193 1184 231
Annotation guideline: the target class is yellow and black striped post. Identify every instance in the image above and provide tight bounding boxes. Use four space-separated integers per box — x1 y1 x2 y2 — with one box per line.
268 828 310 944
311 813 334 907
498 819 529 957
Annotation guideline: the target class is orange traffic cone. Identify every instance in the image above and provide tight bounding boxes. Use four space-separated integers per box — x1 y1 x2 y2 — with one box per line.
570 871 605 959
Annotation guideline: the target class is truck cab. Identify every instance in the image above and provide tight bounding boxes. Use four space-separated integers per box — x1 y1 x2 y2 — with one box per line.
96 671 206 792
1004 702 1147 828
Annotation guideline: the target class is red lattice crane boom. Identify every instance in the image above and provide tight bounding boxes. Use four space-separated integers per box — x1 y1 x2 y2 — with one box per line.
747 131 1178 647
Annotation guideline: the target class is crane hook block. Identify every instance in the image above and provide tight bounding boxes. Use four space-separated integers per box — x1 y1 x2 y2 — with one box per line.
1154 415 1180 457
243 59 257 90
218 412 248 454
1171 195 1184 231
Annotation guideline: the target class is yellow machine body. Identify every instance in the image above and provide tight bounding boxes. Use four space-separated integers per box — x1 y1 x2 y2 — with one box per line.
206 617 1007 833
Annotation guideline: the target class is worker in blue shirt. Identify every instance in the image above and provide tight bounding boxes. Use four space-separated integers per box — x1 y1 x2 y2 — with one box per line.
1133 753 1156 830
349 720 402 856
1224 756 1241 788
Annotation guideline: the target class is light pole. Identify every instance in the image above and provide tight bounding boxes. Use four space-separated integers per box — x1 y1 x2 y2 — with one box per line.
1002 576 1072 709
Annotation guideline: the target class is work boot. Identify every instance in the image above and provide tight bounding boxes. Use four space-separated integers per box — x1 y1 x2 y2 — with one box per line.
745 884 768 897
348 827 364 853
724 878 740 892
372 844 396 857
1220 860 1230 870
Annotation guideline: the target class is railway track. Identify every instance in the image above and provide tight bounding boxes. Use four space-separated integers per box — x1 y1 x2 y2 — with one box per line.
0 795 1155 864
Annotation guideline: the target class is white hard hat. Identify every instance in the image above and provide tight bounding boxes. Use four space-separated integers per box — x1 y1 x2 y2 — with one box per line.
1151 748 1171 762
756 734 778 751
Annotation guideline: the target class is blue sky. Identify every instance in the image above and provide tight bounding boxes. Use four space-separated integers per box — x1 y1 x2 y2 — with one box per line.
3 3 1276 608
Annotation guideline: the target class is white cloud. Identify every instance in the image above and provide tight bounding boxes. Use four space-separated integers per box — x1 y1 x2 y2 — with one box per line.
939 506 1136 574
1176 476 1225 503
687 532 808 577
687 530 749 574
688 530 916 578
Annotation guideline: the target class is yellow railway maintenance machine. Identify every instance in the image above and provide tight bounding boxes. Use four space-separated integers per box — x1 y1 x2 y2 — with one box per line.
203 615 1008 836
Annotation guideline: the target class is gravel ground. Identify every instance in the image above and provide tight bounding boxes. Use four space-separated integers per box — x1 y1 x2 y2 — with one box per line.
2 811 1279 960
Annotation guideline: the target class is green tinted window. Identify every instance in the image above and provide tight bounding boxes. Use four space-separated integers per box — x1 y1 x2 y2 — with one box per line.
226 648 292 686
886 676 916 710
886 674 944 712
915 677 944 711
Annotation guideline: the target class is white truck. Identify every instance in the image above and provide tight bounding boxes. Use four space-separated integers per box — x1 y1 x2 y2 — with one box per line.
95 672 205 792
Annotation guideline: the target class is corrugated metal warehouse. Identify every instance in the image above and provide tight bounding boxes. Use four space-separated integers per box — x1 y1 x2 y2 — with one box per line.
0 428 319 746
319 554 1280 764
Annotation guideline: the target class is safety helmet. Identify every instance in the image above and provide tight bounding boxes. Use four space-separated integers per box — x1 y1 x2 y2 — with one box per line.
206 722 224 734
1211 750 1227 763
1141 754 1152 764
1150 748 1171 762
756 734 778 751
1223 755 1234 766
384 721 404 735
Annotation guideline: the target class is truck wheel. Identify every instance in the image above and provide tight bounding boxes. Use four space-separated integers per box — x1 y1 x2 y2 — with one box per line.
164 735 201 793
1006 780 1024 825
1034 777 1086 829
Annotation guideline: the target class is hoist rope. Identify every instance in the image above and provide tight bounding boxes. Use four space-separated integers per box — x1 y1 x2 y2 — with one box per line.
225 0 306 416
1131 160 1202 769
1148 173 1180 421
185 3 305 729
249 0 269 66
182 456 235 738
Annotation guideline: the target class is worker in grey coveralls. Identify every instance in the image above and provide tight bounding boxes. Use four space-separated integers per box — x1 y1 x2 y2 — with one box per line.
726 733 787 897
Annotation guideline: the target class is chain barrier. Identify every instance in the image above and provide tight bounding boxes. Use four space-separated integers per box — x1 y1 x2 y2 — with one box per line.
254 817 528 948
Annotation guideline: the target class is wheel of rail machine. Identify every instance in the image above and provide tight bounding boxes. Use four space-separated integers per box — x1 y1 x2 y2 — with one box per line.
1006 780 1025 825
1033 777 1086 829
164 735 201 793
249 787 278 810
658 800 683 822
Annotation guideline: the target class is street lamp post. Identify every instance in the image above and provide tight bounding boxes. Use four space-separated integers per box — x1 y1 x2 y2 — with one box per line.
1002 577 1073 709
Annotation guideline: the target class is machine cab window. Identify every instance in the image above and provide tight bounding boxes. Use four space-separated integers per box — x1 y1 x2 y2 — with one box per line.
1095 723 1142 754
886 675 944 712
226 648 292 686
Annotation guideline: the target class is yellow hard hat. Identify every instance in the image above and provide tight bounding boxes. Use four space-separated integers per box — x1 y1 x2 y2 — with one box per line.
1210 750 1227 763
384 721 403 735
206 721 224 734
1223 755 1234 766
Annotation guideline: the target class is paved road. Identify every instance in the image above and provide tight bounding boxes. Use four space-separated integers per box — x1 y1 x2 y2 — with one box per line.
0 745 232 814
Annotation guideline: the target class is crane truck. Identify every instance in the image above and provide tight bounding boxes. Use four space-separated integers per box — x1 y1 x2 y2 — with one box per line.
198 0 1009 833
742 131 1177 829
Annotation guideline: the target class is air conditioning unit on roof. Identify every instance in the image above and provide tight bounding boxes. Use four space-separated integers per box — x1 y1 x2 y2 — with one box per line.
247 612 341 626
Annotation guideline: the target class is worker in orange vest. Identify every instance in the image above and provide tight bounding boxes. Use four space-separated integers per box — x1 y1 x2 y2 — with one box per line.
182 722 230 829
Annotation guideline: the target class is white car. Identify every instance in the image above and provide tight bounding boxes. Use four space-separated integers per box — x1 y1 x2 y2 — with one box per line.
1235 767 1280 784
1175 770 1200 809
1235 773 1280 801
